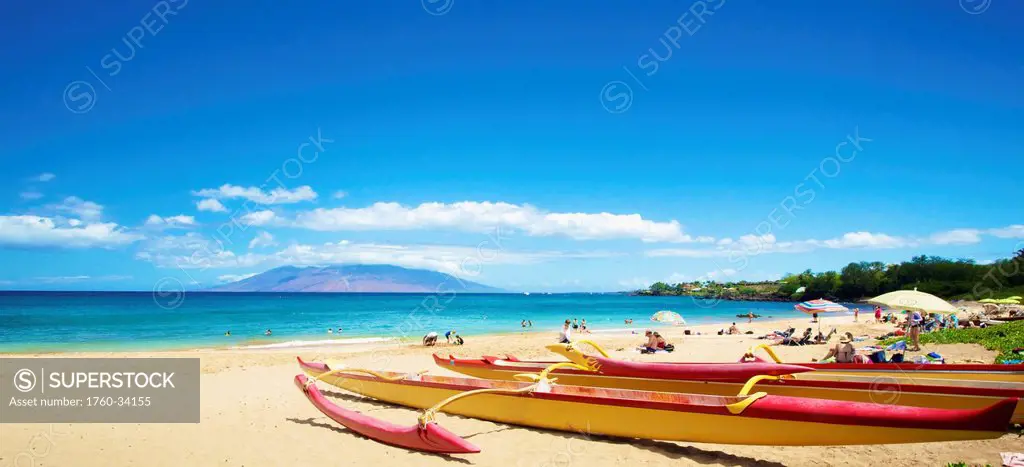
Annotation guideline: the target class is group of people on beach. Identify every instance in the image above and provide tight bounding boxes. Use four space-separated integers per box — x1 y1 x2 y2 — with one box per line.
557 318 591 343
638 329 673 353
422 329 463 346
520 320 533 328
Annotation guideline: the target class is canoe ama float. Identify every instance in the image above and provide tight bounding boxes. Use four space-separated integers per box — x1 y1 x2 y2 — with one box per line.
296 357 1016 449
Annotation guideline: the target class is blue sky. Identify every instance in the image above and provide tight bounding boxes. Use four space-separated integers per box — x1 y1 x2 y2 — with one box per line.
0 0 1021 291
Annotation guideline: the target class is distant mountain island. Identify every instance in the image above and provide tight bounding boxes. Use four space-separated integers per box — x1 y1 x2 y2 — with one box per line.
207 264 506 293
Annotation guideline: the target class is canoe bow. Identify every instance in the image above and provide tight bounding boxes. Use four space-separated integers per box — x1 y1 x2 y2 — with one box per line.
294 358 480 454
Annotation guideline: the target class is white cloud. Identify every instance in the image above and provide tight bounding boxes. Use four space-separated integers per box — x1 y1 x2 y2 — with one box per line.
36 173 56 182
666 272 690 283
19 191 43 200
217 273 258 283
332 191 347 199
822 232 913 249
249 231 276 249
647 231 912 258
192 184 317 205
196 198 228 213
0 215 143 248
618 277 652 289
989 225 1024 239
32 275 132 284
293 201 705 243
52 196 103 222
704 268 738 280
240 210 276 227
145 214 196 229
136 235 614 275
929 229 982 245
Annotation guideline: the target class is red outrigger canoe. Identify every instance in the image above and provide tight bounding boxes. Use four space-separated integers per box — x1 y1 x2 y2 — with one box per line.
438 353 816 382
434 353 1024 423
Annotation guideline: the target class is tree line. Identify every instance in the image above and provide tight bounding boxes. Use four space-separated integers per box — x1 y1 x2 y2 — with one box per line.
639 250 1024 301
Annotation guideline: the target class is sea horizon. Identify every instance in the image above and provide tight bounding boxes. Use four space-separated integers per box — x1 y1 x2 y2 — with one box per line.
0 292 830 353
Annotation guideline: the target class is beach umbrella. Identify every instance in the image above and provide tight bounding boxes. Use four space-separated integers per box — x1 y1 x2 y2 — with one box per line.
794 299 849 315
867 289 957 314
795 299 847 333
650 310 686 325
992 298 1021 305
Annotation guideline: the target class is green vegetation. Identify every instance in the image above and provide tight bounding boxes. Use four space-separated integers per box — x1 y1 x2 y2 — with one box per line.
881 320 1024 363
636 249 1024 302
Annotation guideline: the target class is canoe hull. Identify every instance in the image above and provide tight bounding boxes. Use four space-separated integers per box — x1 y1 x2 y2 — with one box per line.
300 360 1014 446
802 364 1024 383
435 355 1024 423
294 374 480 453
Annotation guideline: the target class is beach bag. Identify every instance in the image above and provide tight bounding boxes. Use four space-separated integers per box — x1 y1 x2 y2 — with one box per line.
889 353 904 363
664 344 675 352
869 351 887 363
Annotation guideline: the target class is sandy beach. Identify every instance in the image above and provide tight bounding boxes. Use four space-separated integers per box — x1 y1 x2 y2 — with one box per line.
1 313 1020 467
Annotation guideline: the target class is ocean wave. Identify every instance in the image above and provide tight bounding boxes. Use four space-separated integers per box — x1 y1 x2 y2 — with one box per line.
232 337 396 350
588 327 641 334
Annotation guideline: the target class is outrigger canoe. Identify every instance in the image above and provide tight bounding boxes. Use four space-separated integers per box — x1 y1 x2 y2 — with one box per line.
434 353 1024 423
504 341 1023 385
740 344 1024 384
296 357 1016 451
437 351 816 382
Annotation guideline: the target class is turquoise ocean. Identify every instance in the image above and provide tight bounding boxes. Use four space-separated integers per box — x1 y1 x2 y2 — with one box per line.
0 292 828 352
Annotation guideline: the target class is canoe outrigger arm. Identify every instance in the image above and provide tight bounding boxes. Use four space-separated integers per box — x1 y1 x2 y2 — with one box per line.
418 362 592 426
740 343 784 363
725 375 777 414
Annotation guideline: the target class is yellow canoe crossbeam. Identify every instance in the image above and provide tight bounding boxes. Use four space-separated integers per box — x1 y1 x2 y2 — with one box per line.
742 343 784 363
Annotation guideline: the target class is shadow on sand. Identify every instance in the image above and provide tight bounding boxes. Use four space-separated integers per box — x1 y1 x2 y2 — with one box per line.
286 417 473 465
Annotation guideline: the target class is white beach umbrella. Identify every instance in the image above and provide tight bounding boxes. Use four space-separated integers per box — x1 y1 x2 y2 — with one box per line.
867 289 958 314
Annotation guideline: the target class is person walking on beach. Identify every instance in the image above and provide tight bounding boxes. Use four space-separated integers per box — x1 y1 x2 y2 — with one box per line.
854 308 859 322
874 306 883 323
572 318 579 331
908 311 923 351
747 311 754 324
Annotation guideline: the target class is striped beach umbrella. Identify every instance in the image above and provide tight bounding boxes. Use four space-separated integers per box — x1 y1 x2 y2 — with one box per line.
794 299 848 315
650 310 686 325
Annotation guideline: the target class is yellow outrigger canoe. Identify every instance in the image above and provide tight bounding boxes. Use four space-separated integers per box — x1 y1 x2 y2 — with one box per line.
296 357 1017 451
432 342 1024 423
